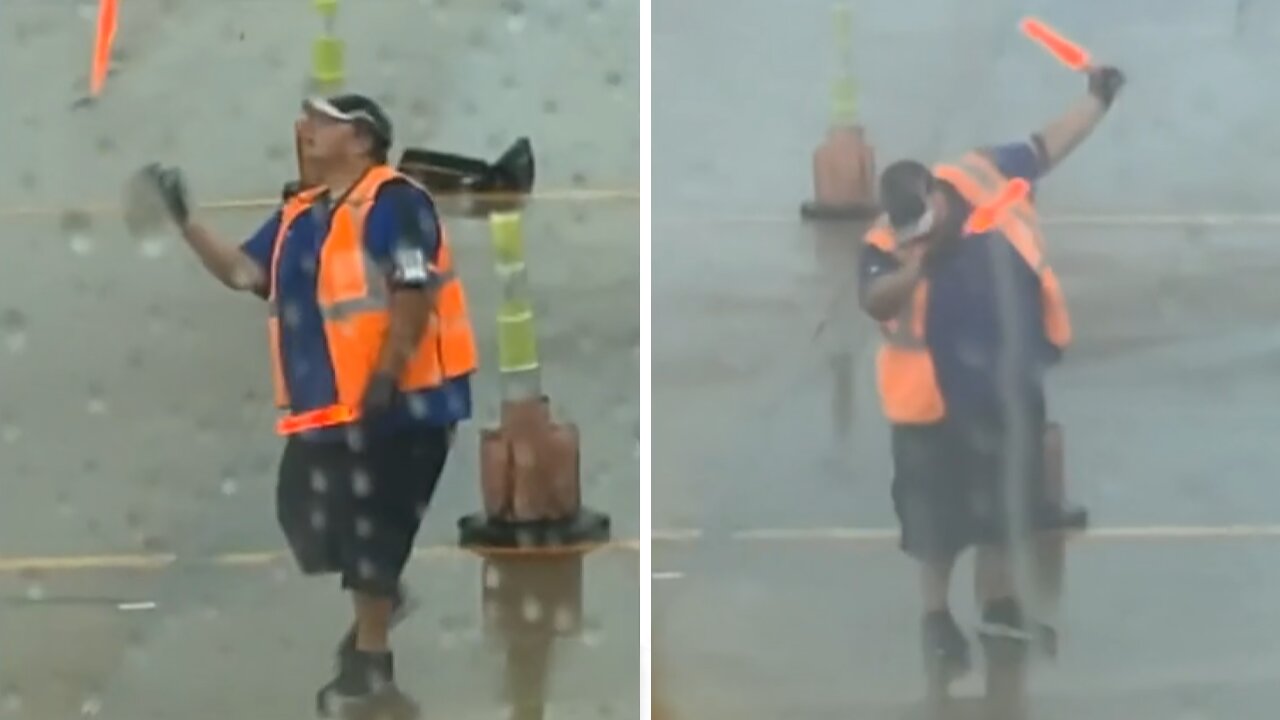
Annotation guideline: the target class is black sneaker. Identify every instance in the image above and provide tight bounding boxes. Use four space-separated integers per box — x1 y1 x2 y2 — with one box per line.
978 597 1057 657
316 650 395 717
922 610 971 683
335 584 418 667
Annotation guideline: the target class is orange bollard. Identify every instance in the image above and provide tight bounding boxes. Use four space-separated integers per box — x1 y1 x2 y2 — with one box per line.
477 397 585 526
463 395 611 547
800 125 879 221
458 212 610 549
800 2 879 222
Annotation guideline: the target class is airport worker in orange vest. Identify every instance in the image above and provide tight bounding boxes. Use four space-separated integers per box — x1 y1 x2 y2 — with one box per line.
134 93 477 715
858 67 1125 686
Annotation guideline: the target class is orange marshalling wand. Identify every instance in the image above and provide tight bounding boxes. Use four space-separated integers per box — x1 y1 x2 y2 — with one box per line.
965 178 1030 234
90 0 119 97
1020 17 1091 72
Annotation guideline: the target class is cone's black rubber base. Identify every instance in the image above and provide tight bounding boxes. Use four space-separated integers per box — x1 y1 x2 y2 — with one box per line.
1061 506 1088 530
799 200 880 222
458 507 611 549
1044 504 1089 532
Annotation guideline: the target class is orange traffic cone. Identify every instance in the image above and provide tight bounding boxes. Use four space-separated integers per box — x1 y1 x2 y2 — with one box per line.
800 2 878 221
800 125 877 220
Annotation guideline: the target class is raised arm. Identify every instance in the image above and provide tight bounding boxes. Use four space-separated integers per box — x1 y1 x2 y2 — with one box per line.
1033 66 1126 175
140 163 271 294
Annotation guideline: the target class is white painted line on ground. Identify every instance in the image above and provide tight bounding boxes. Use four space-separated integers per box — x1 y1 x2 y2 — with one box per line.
1085 524 1280 539
653 528 704 542
710 525 1280 543
116 601 157 611
732 527 897 542
652 571 685 581
657 212 1280 228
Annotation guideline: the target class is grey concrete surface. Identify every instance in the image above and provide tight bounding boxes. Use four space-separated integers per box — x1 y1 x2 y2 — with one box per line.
654 0 1280 718
656 541 1280 719
0 0 638 717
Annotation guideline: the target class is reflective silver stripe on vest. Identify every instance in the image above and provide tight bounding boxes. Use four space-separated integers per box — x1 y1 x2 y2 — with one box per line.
322 295 387 321
317 248 391 322
267 256 458 322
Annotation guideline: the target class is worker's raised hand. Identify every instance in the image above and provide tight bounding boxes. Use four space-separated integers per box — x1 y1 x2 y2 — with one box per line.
138 163 192 227
1086 66 1125 109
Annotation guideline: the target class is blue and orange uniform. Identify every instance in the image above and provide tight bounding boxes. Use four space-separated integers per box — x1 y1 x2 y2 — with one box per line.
860 139 1071 560
241 168 475 439
241 165 477 596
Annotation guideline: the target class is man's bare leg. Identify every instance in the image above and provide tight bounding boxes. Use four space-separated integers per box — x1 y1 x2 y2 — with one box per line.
318 590 399 714
921 557 956 613
974 545 1015 608
354 592 395 652
920 553 971 686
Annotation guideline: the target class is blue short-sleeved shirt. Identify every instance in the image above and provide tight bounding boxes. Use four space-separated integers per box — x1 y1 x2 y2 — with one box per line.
241 176 472 442
859 141 1060 423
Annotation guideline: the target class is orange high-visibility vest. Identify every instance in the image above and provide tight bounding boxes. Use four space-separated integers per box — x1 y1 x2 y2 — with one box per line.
863 151 1072 425
265 165 479 431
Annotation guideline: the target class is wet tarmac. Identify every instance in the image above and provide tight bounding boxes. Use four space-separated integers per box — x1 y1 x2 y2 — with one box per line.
0 0 639 718
654 1 1280 718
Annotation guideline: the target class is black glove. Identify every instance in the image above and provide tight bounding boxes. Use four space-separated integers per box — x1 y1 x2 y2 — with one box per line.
360 371 399 421
139 163 191 227
1087 66 1125 109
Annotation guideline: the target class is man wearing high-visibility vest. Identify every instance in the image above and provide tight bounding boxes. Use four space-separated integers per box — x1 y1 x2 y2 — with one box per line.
858 67 1124 686
138 94 477 713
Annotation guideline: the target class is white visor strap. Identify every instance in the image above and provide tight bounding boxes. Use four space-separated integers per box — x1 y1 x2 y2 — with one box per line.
894 207 935 241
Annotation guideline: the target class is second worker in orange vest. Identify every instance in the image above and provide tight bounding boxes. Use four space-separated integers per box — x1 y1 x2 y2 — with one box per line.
858 67 1125 687
139 94 477 715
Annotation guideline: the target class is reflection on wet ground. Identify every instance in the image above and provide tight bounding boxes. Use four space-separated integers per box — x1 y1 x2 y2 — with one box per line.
1 547 639 719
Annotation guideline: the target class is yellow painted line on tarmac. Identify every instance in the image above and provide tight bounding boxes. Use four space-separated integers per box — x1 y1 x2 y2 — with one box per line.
0 539 640 574
212 551 284 566
0 553 178 572
0 187 640 220
6 526 1280 574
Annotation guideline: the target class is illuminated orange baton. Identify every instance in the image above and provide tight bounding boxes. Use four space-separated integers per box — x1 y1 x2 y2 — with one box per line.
276 405 359 436
90 0 119 97
1020 17 1091 71
965 178 1030 234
